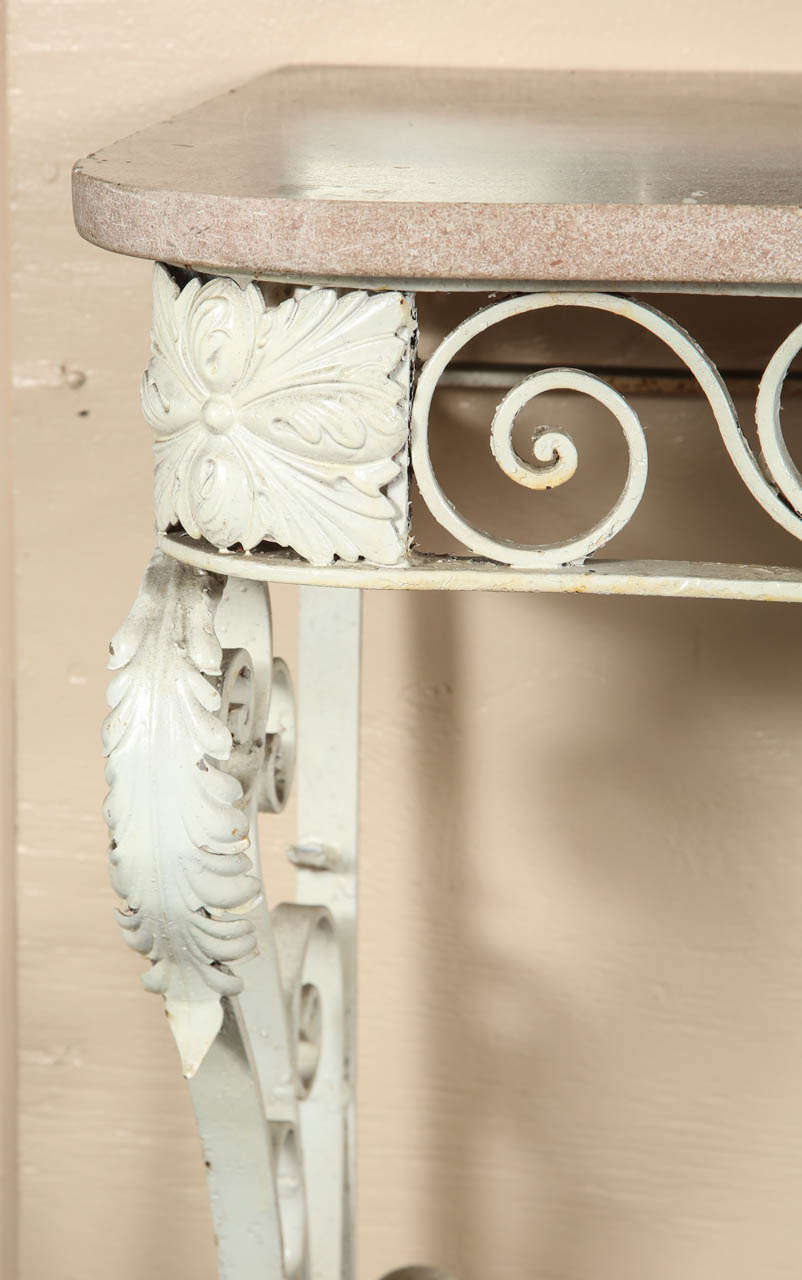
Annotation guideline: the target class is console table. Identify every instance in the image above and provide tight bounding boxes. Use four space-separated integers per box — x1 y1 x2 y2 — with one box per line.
72 65 802 1279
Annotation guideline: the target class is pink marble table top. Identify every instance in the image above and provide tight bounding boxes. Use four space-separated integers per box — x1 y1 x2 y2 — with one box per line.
72 65 802 289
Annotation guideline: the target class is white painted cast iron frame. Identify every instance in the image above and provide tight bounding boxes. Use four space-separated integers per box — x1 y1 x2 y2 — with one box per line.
104 270 802 1280
157 278 802 603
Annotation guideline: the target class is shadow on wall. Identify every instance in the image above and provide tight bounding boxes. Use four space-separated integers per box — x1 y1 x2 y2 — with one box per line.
402 302 802 1280
409 587 802 1280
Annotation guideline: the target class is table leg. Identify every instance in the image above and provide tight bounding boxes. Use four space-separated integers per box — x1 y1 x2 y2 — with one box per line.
293 586 362 1280
103 554 358 1278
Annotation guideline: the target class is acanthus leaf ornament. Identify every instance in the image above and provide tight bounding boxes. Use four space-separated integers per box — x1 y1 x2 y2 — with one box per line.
143 265 414 565
102 551 260 1077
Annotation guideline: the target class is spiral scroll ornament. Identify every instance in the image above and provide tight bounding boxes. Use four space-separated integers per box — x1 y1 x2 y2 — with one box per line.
411 292 802 568
485 366 646 566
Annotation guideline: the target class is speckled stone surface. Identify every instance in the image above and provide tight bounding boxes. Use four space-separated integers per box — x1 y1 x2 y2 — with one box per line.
72 65 802 287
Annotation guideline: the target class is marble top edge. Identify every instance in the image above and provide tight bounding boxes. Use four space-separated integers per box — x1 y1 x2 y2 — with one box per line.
72 65 802 285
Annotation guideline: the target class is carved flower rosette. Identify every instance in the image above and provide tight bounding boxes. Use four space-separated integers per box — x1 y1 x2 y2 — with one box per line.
142 266 414 565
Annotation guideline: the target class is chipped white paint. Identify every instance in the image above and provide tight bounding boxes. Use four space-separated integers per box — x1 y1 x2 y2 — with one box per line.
412 291 802 569
295 586 362 1277
158 535 802 605
102 552 260 1078
419 358 648 566
143 265 415 565
756 317 802 515
103 555 354 1279
191 574 311 1279
145 275 802 583
273 901 348 1280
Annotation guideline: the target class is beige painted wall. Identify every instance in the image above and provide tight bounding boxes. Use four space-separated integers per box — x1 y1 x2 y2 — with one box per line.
10 3 802 1279
1 0 15 1273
